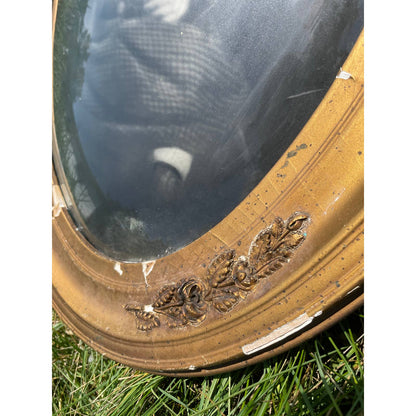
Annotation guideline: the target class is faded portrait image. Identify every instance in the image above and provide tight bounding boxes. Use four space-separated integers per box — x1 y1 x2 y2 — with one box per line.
73 0 254 257
55 0 363 260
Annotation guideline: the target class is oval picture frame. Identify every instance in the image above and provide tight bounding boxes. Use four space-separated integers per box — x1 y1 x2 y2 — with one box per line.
52 0 364 377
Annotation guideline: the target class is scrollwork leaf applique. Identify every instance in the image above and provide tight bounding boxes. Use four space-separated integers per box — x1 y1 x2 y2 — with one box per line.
124 305 160 331
287 213 309 231
207 250 236 289
125 213 309 331
250 215 309 279
249 217 285 270
211 287 241 313
176 278 209 325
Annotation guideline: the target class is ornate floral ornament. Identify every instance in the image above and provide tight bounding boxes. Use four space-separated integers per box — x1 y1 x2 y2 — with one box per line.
125 212 310 330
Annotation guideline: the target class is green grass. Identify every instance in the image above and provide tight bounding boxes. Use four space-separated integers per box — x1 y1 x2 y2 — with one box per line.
52 306 363 415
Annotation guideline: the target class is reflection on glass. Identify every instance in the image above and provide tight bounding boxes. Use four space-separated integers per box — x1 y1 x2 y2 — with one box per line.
53 0 363 261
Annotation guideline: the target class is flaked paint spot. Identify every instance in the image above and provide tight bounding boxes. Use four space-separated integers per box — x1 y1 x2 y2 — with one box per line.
52 185 66 218
114 262 123 276
336 67 354 80
144 304 154 313
242 313 314 355
347 286 360 295
142 260 156 287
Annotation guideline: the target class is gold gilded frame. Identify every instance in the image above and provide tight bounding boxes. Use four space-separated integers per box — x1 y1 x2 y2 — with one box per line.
52 0 363 376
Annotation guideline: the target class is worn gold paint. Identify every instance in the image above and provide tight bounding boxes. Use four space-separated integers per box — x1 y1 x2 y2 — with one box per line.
52 0 364 376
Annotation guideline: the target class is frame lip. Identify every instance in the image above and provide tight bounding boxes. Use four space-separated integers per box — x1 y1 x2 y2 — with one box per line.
52 0 364 376
53 287 363 377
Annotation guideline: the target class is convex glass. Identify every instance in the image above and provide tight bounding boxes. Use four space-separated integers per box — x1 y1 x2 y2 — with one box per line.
53 0 363 261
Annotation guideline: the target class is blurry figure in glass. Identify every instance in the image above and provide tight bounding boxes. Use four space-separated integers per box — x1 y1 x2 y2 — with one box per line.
73 0 251 251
